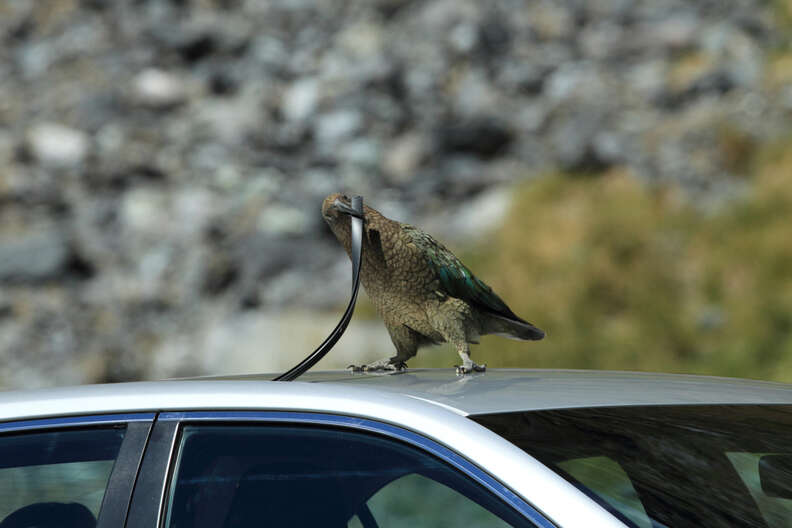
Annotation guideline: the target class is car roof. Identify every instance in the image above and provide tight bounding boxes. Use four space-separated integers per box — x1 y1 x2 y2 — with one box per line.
0 369 651 528
189 368 792 415
1 369 791 422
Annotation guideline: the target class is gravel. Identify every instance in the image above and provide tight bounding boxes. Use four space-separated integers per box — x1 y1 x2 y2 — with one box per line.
0 0 788 387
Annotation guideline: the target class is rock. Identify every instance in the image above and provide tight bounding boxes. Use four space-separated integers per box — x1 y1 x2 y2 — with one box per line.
452 69 499 116
580 22 624 60
194 88 262 143
208 71 238 96
201 250 239 296
0 131 15 167
529 3 574 40
436 156 491 197
549 108 613 171
592 131 628 165
497 61 551 95
645 14 699 50
449 23 478 54
422 185 514 242
257 205 311 237
0 227 70 282
586 0 632 19
515 103 549 133
315 110 363 146
250 35 289 70
478 14 511 58
25 123 89 169
336 22 384 59
282 78 320 122
659 53 737 109
121 187 170 235
544 63 607 103
132 68 187 109
436 117 513 159
382 133 426 183
337 138 381 167
177 32 217 63
172 188 215 238
627 60 667 99
148 15 252 64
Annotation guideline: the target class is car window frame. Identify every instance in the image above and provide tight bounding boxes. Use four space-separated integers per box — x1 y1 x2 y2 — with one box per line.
125 410 556 528
0 413 154 528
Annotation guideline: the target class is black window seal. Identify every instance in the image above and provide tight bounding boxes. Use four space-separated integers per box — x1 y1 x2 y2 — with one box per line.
0 412 155 433
125 418 180 528
97 420 154 528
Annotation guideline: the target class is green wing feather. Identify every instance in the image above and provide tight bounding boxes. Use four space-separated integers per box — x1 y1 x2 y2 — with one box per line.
402 225 520 320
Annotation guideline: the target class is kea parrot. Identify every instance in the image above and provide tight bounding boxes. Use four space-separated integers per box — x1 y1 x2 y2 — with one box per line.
322 193 544 374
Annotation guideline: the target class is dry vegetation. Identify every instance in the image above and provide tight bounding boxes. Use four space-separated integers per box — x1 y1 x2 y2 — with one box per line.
410 136 792 381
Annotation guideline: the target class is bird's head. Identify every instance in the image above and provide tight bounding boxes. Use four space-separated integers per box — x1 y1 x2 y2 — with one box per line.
322 193 362 224
322 193 362 247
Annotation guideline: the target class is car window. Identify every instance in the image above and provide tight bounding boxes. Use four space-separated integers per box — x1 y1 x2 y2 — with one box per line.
474 405 792 528
0 427 126 527
164 424 535 528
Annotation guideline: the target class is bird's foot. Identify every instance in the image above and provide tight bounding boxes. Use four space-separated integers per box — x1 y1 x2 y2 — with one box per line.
455 362 486 375
347 361 407 373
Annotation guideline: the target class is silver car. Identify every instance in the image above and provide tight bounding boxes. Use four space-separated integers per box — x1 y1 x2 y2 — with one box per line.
1 369 792 528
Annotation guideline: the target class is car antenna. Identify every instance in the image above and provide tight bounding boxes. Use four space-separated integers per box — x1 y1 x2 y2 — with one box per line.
273 195 364 381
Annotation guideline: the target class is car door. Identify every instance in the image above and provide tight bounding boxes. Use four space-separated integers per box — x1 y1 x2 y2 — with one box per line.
126 411 554 528
0 413 154 528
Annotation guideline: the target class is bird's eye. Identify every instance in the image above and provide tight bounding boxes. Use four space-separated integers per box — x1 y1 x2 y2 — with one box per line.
342 194 350 201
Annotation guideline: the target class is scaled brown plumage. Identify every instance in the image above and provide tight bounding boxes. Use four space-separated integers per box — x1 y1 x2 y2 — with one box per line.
322 193 544 374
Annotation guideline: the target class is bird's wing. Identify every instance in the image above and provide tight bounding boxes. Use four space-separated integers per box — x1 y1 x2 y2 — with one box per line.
402 224 521 321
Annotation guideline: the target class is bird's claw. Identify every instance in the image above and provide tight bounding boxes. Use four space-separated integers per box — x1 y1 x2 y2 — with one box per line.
347 362 407 373
455 363 487 375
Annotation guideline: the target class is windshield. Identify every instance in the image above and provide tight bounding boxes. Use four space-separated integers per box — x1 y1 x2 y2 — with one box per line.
473 405 792 528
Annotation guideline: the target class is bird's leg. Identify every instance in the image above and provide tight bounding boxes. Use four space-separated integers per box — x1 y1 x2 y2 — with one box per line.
455 345 486 375
346 324 416 372
347 356 407 372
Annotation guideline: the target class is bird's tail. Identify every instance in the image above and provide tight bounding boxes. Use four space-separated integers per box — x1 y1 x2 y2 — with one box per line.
486 313 545 341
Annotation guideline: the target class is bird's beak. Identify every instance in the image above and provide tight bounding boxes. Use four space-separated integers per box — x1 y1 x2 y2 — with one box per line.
333 197 364 218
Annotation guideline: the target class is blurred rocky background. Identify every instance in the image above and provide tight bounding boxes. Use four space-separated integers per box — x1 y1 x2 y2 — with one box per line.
1 0 791 388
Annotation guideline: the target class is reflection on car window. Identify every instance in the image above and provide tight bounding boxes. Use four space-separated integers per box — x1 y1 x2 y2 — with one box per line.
362 473 511 527
0 427 126 527
557 456 651 528
165 424 535 528
728 452 792 528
